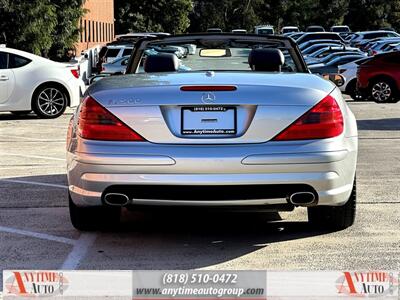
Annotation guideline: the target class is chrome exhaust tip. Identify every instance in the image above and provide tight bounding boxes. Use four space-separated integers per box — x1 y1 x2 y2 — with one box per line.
289 192 317 207
104 193 130 206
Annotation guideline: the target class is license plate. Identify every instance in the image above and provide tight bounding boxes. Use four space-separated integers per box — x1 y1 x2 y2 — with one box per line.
181 106 237 135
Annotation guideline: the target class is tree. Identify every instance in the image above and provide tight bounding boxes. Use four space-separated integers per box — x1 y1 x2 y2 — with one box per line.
115 0 193 34
48 0 86 59
0 0 57 55
344 0 391 31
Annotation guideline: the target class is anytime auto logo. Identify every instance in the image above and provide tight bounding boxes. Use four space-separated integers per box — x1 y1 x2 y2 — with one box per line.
4 271 69 297
336 271 399 297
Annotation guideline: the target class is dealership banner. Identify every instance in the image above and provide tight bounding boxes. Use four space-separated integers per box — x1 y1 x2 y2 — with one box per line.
2 270 399 299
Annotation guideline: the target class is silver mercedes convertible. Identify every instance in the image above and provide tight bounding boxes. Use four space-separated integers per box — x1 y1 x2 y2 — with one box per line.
67 34 358 230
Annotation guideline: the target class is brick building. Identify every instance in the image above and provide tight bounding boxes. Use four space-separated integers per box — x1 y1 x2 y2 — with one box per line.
76 0 115 54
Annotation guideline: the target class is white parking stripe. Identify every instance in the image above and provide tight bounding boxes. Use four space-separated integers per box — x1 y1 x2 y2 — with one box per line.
0 179 68 189
61 233 97 270
0 153 65 161
0 134 65 142
0 226 76 245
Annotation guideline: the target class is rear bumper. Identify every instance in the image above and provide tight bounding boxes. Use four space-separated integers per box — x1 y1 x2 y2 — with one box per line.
67 138 357 209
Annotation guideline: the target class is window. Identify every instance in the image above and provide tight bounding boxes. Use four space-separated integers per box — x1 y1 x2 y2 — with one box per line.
96 22 99 42
122 48 132 56
8 54 31 68
80 19 83 42
88 20 91 42
0 52 8 69
84 20 87 42
105 48 121 58
92 21 95 42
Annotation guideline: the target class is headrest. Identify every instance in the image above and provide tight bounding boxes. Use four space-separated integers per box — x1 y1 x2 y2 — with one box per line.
144 53 179 73
248 48 285 72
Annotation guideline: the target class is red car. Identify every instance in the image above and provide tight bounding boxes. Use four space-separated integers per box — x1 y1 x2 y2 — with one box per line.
357 51 400 103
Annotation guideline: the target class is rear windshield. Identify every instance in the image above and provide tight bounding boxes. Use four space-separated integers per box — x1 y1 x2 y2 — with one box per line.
135 38 300 73
257 29 273 35
105 48 121 58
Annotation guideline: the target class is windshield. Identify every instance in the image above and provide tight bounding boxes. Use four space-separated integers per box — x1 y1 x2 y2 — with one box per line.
130 36 305 74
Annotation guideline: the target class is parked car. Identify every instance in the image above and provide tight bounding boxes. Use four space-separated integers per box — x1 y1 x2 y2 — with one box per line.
297 32 346 46
309 54 365 75
0 47 84 118
101 56 130 74
115 33 158 43
382 42 400 52
67 33 358 231
232 29 247 34
104 45 133 63
254 25 274 35
302 42 346 56
338 57 372 100
330 25 351 33
207 28 222 33
349 31 400 47
305 46 365 64
357 51 400 103
281 26 300 34
306 25 325 32
367 38 400 55
308 51 364 66
287 32 304 41
299 39 344 51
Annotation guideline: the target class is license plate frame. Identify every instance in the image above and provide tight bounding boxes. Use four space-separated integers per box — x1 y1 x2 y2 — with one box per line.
181 106 237 135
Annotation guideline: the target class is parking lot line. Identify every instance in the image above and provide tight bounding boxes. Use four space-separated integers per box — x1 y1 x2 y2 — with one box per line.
0 226 76 245
0 179 68 189
0 153 65 161
61 233 97 270
0 134 65 142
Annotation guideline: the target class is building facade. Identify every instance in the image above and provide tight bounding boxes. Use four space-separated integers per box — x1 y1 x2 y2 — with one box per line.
76 0 115 54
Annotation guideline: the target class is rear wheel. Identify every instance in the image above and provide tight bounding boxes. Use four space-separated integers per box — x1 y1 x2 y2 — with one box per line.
370 79 397 103
32 85 68 119
308 179 356 230
69 194 121 231
346 80 365 101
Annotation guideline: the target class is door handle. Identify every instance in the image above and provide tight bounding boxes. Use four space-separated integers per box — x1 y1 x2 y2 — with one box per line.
0 75 9 81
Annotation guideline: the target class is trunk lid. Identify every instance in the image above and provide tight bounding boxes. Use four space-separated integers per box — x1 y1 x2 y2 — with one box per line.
88 72 335 144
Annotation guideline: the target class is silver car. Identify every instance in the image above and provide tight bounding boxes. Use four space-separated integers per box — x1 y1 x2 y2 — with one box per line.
101 56 130 74
67 34 358 231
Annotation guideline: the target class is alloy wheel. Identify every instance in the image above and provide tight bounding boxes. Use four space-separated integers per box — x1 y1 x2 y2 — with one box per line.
371 82 392 102
37 88 66 117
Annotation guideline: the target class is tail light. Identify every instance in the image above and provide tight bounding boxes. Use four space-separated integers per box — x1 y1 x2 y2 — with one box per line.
273 95 344 141
78 96 145 141
71 69 80 79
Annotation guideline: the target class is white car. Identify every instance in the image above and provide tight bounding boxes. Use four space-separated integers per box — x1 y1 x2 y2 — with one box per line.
254 25 274 35
338 57 371 99
0 47 84 118
104 46 133 63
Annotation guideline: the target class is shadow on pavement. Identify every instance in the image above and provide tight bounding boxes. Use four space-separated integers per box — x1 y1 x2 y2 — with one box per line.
1 174 336 269
357 118 400 131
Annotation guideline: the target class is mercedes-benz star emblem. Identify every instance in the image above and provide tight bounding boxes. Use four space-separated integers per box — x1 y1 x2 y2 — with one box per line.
201 92 216 104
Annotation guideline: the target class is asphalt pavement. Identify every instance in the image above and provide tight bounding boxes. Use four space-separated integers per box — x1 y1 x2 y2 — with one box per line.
0 98 399 283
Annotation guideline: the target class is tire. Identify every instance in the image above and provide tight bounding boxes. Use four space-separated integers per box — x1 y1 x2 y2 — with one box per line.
308 179 356 231
32 85 68 119
69 194 121 231
346 80 365 101
370 79 397 103
11 110 32 116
